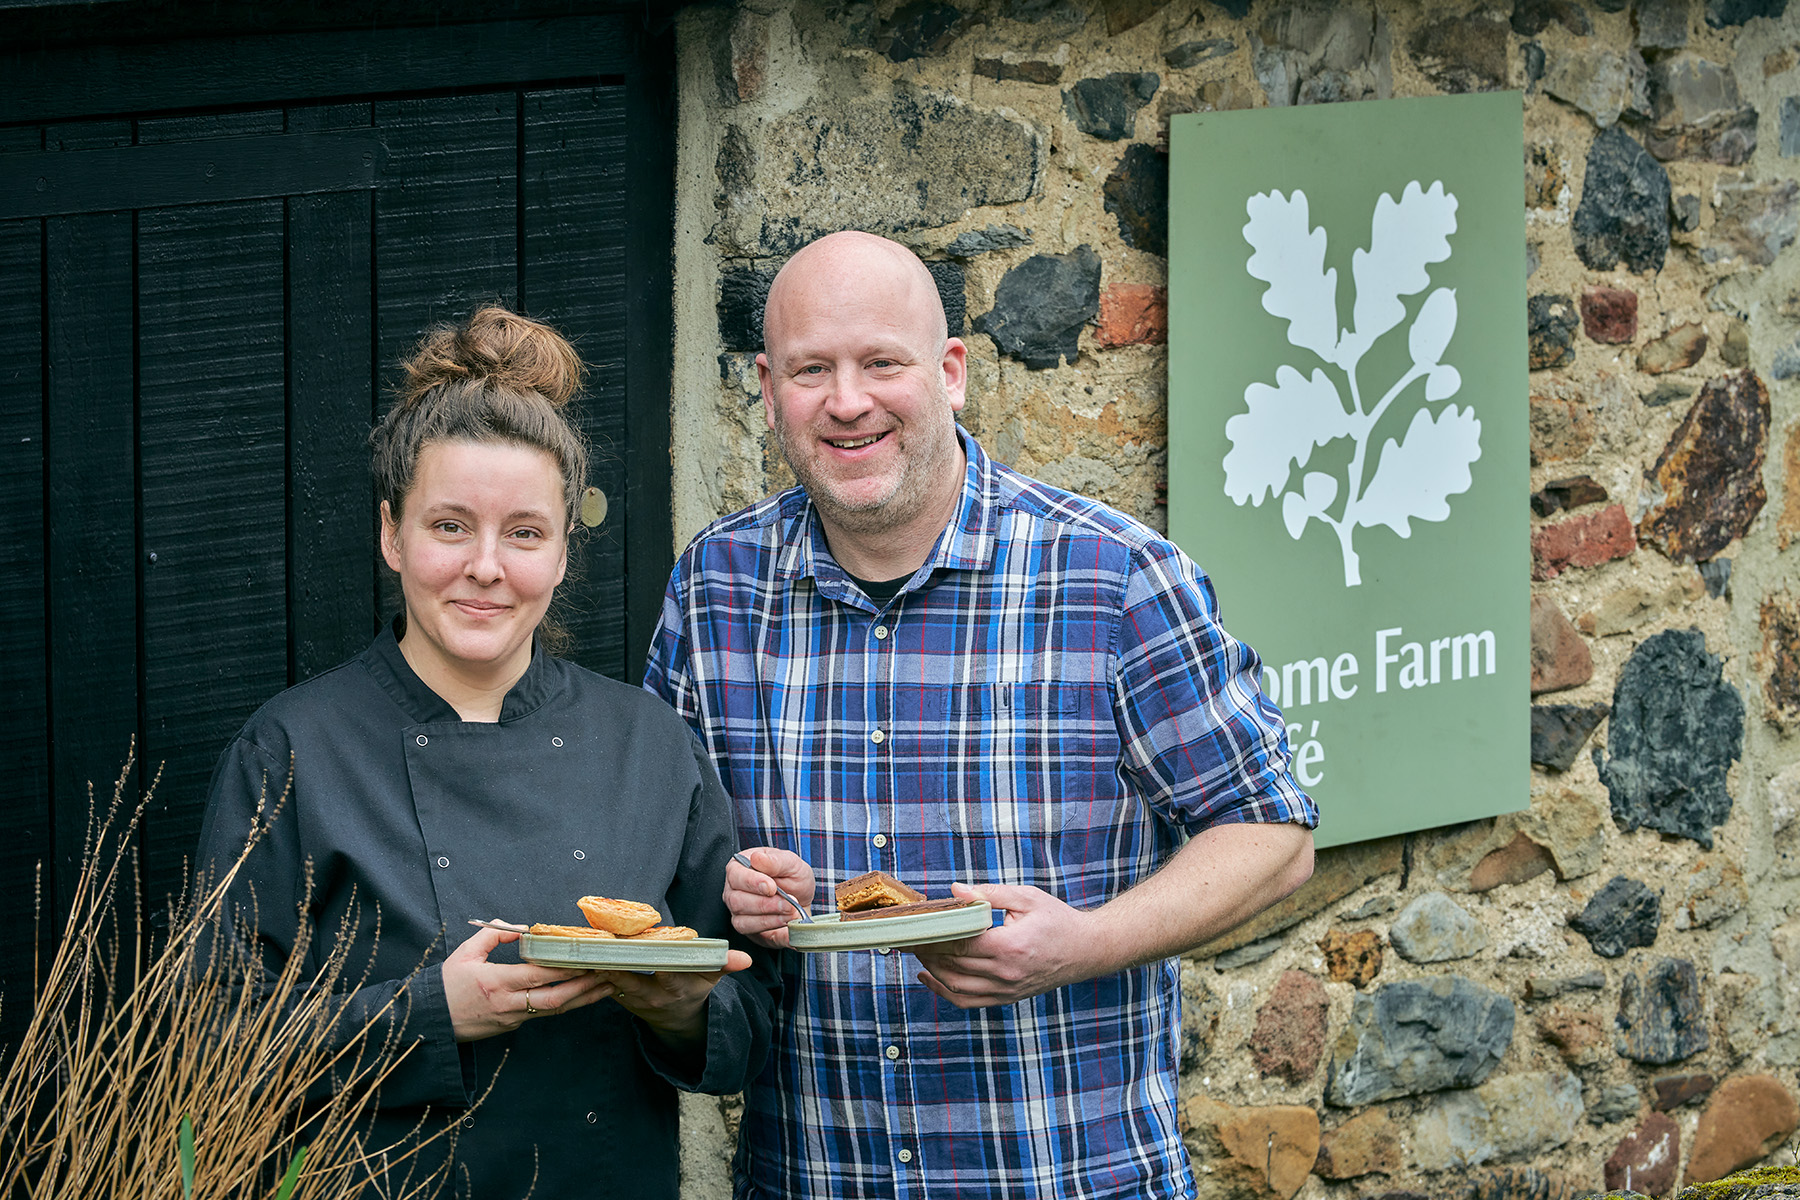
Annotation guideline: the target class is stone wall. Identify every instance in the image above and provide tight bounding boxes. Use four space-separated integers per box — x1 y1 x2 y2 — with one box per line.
667 1 1800 1196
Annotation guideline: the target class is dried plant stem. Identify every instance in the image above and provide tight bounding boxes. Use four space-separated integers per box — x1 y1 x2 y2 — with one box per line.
0 744 464 1198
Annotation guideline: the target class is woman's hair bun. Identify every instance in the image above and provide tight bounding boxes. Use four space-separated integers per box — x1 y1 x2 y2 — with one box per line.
398 306 584 408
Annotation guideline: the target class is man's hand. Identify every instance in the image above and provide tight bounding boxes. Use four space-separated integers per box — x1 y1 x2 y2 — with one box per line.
915 822 1313 1009
724 846 816 950
912 883 1102 1008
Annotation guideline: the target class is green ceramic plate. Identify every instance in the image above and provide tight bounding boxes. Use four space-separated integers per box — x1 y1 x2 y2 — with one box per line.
787 903 993 953
520 932 730 972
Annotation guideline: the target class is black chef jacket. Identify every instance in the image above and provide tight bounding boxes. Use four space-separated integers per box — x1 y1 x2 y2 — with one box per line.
196 622 778 1199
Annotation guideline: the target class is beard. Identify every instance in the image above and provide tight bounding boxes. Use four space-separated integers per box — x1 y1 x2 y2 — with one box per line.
769 391 962 540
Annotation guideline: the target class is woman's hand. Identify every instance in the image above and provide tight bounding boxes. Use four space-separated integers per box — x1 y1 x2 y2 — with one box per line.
596 949 754 1051
724 847 816 950
444 925 616 1042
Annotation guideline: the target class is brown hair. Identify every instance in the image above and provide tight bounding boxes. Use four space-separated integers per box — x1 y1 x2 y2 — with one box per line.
372 305 589 526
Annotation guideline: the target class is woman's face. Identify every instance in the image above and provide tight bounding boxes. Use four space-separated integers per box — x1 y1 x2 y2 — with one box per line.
380 439 568 689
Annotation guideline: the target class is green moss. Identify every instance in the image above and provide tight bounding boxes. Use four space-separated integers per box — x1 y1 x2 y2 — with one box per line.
1679 1163 1800 1199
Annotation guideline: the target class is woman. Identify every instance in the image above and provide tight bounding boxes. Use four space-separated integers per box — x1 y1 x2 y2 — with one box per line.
196 306 775 1198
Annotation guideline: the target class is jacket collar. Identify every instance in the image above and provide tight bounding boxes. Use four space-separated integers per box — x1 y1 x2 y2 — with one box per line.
361 615 558 724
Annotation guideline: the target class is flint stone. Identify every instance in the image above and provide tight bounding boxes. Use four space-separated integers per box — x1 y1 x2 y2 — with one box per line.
1646 54 1757 165
1583 287 1640 343
974 56 1063 84
1343 894 1400 920
1314 1108 1402 1179
1578 576 1703 638
946 224 1033 257
753 87 1042 249
974 246 1100 370
923 261 968 337
1325 976 1514 1106
1640 370 1770 563
1165 38 1235 69
1722 319 1751 367
1591 1082 1645 1125
1467 1167 1589 1200
1538 1006 1610 1066
1103 143 1168 257
1673 857 1746 929
1250 970 1331 1083
1575 127 1672 273
1615 956 1708 1064
1211 934 1281 970
1686 1074 1800 1183
1180 961 1223 1068
1705 177 1800 267
1532 474 1609 517
1646 379 1694 407
1533 505 1637 580
1390 892 1489 963
1706 0 1789 26
1776 334 1800 380
1531 595 1594 693
1533 704 1610 771
1471 831 1557 889
1100 0 1159 35
1528 970 1607 1003
1208 0 1252 15
1182 1097 1319 1199
1638 322 1708 374
1674 191 1703 231
1411 1071 1584 1171
1761 595 1800 729
1652 1071 1716 1110
878 2 966 62
1544 46 1650 128
1319 927 1384 986
1571 875 1662 957
1253 0 1393 108
1599 629 1743 848
717 265 776 351
1700 557 1731 598
1529 294 1580 368
1605 1113 1680 1195
1063 72 1158 141
1409 13 1510 94
1513 0 1593 35
1636 0 1691 48
1784 96 1800 156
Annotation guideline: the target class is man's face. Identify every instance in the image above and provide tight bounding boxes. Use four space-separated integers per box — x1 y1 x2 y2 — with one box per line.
757 242 967 545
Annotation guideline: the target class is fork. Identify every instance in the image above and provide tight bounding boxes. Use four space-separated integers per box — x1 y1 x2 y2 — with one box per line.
731 851 814 923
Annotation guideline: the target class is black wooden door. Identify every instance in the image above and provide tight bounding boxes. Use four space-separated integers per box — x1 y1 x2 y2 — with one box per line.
0 14 675 1041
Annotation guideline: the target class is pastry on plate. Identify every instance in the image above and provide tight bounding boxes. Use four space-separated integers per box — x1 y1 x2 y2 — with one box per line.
836 870 924 913
626 925 699 941
840 897 985 922
529 923 616 938
578 895 662 936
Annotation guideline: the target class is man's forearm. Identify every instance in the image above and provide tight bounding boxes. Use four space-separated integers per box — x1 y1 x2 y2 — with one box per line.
1087 821 1314 974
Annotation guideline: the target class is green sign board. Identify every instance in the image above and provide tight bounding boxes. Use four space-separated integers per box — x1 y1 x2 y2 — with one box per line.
1168 93 1529 849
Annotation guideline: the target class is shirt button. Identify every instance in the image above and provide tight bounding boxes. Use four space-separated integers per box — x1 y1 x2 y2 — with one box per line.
415 734 428 746
898 1149 913 1164
436 856 450 869
885 1044 900 1060
874 625 889 640
869 729 885 745
872 833 888 848
878 947 892 955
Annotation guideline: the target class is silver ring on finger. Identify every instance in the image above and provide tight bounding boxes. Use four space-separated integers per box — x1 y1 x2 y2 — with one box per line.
524 989 539 1015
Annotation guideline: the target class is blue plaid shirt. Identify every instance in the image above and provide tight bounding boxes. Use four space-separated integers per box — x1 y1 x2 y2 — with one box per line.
645 431 1316 1200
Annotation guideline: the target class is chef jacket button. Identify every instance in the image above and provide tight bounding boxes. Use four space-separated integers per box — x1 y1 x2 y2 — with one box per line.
586 1112 598 1125
869 729 885 745
573 849 586 860
898 1149 913 1164
872 833 888 848
416 735 428 746
436 856 449 869
552 736 564 747
461 1116 475 1130
885 1044 899 1060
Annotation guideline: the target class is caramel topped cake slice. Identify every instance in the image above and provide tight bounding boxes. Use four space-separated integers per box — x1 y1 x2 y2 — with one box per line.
840 897 985 922
835 870 925 913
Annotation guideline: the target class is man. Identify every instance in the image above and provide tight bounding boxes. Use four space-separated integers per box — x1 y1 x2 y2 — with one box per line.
644 230 1317 1200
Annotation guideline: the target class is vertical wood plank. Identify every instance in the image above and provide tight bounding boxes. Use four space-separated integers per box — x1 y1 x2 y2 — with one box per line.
136 111 288 920
523 85 629 680
287 102 377 681
43 118 139 930
620 50 677 686
373 91 518 623
0 124 49 1045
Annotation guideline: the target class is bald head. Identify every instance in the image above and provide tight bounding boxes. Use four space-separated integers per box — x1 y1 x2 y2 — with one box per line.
762 232 947 360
